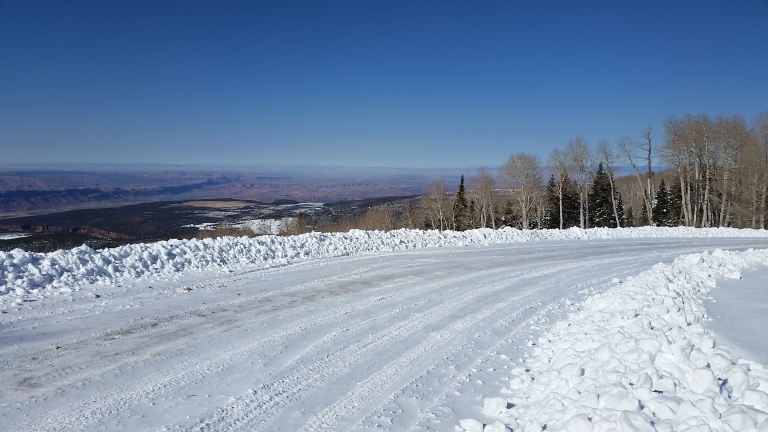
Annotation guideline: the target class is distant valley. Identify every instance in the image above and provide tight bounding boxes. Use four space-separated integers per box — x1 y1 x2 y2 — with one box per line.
0 166 465 218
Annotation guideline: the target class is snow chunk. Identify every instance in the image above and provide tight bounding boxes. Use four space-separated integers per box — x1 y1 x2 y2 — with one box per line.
482 397 508 417
480 247 768 432
458 418 484 432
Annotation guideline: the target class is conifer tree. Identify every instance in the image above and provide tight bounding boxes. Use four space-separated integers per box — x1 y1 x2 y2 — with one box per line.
588 162 617 227
544 173 580 229
653 179 672 227
625 206 635 227
452 175 470 231
562 175 580 228
544 175 559 229
668 179 683 226
639 200 649 226
501 199 518 228
468 199 478 229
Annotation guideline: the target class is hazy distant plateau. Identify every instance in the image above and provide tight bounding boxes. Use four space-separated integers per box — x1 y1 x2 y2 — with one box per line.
0 165 471 217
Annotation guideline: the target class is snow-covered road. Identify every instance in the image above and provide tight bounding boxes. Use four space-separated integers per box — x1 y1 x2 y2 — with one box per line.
2 237 768 431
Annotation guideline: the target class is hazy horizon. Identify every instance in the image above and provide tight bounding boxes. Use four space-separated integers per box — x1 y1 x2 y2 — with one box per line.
0 162 493 173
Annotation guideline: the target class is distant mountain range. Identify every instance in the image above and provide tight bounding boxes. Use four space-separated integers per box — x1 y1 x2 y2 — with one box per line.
0 166 472 217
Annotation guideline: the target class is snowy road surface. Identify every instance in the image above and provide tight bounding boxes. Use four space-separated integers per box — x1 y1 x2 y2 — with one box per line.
2 237 768 431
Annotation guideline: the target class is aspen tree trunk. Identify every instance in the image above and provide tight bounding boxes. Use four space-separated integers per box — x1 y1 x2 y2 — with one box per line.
751 177 758 228
559 184 564 230
584 190 590 229
719 169 729 227
760 183 767 229
678 171 690 226
608 175 621 227
703 161 711 228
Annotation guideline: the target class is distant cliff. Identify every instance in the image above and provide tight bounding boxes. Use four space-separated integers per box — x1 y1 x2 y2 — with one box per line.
0 180 219 216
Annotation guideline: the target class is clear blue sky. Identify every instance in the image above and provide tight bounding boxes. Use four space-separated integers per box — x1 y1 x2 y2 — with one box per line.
1 1 767 168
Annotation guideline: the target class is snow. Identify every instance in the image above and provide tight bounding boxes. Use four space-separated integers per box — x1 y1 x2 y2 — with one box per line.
3 226 768 301
705 267 768 364
2 229 768 431
464 248 768 432
181 222 218 230
0 233 30 240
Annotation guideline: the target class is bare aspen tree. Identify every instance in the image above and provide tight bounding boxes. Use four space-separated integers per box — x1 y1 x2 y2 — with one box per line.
618 132 653 225
400 202 418 229
737 132 763 228
699 117 714 227
641 128 655 215
500 153 542 230
359 207 396 231
755 111 768 229
662 117 692 226
468 169 496 229
566 138 592 229
596 140 622 227
420 181 449 230
659 113 767 228
714 115 747 227
547 148 570 229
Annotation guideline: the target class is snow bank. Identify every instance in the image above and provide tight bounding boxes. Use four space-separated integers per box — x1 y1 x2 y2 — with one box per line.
2 226 768 300
464 248 768 432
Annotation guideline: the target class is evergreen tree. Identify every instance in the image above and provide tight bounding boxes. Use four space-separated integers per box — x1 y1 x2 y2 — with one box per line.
562 175 580 228
668 179 683 226
639 200 649 226
615 193 625 226
543 175 560 229
453 175 470 231
468 199 478 229
544 173 580 229
501 199 519 228
588 162 618 228
653 179 672 227
625 206 635 227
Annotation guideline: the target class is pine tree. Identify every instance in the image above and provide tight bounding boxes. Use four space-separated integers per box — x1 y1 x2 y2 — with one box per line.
468 199 478 229
501 199 519 228
544 173 580 229
639 200 649 226
668 179 682 226
588 162 616 228
543 175 559 229
453 175 470 231
653 179 672 227
625 206 635 227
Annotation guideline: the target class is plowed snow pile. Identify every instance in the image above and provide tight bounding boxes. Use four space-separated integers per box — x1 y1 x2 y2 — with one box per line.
3 226 768 301
465 249 768 432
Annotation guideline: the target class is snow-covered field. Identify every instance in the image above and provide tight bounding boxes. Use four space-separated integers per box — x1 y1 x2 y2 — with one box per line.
0 233 30 240
2 228 768 431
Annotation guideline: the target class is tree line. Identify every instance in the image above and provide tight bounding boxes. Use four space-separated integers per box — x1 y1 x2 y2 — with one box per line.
251 110 767 233
413 110 768 231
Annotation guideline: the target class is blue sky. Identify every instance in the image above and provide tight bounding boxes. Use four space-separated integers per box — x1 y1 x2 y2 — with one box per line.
1 1 766 168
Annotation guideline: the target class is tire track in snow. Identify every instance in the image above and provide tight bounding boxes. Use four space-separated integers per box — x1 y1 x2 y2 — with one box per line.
371 249 713 431
10 263 521 431
1 261 395 403
299 250 696 432
294 254 642 431
184 264 582 432
296 287 552 432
